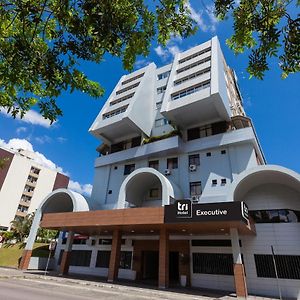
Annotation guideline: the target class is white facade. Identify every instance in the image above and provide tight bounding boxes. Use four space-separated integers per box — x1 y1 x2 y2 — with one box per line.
0 148 69 230
39 36 300 299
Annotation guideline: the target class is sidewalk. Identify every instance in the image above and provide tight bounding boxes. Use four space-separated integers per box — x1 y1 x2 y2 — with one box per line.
0 267 278 300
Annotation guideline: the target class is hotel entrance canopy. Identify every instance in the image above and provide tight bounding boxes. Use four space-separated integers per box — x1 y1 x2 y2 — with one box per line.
40 201 256 236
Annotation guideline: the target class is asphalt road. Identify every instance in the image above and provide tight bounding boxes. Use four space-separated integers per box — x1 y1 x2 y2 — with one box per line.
0 278 205 300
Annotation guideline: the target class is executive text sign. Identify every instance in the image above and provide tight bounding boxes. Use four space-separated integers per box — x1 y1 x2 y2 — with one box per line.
165 201 249 224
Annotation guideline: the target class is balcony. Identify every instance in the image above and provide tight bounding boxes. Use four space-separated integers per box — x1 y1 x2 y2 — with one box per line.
95 135 180 167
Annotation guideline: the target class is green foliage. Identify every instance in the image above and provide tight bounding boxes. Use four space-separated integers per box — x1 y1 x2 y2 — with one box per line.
37 228 58 243
0 0 196 122
215 0 300 79
0 157 10 169
142 129 181 144
10 213 34 242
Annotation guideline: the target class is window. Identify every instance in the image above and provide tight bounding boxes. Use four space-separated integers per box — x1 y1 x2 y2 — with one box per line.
17 205 28 213
157 71 170 80
206 152 211 157
110 93 134 106
167 157 178 169
250 209 300 223
192 239 242 247
254 254 300 279
187 127 200 141
149 160 159 170
0 226 8 232
116 82 139 95
157 86 166 94
96 251 111 268
177 57 211 74
149 188 159 198
212 179 217 185
171 81 210 101
108 190 112 194
221 178 227 185
24 185 34 193
189 154 200 166
178 47 211 64
187 124 212 141
103 105 128 120
155 118 169 127
30 167 40 175
122 73 144 85
70 250 92 267
120 251 132 269
27 176 37 184
73 239 87 245
190 182 202 196
21 195 31 203
124 164 135 175
221 150 226 155
200 125 212 138
193 253 233 275
174 68 210 86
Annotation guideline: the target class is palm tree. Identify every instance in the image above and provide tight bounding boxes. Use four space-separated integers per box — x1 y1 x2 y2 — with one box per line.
10 213 34 242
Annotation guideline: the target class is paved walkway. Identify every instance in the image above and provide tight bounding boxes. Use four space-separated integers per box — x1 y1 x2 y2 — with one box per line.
0 267 278 300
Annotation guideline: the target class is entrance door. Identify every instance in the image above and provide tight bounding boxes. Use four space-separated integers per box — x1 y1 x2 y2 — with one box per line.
142 251 159 280
169 251 179 283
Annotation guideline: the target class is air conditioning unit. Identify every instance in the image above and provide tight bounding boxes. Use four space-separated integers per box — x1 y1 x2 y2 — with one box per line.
189 164 197 172
164 169 171 176
191 195 200 203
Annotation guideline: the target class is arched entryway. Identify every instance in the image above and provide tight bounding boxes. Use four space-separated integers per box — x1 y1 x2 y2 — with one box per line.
19 188 89 270
117 167 182 208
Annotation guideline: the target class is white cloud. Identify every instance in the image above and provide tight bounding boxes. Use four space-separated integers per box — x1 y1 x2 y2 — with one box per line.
34 135 52 144
134 59 150 69
0 138 91 196
57 137 67 143
0 109 55 128
185 1 219 33
68 180 92 196
154 37 183 62
16 127 27 135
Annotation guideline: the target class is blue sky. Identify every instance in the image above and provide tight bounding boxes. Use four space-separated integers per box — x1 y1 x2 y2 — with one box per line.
1 1 299 195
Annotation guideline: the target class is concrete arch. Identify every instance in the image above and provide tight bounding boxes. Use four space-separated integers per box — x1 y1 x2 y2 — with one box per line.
25 189 89 251
117 167 183 208
227 165 300 202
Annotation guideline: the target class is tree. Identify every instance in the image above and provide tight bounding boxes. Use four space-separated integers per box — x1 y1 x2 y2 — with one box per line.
0 1 298 124
10 213 34 242
0 0 196 123
215 0 300 79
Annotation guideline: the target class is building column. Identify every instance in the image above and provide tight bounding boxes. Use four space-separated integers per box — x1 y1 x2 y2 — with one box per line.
230 228 247 299
107 229 122 283
19 210 42 270
158 227 169 289
59 231 74 276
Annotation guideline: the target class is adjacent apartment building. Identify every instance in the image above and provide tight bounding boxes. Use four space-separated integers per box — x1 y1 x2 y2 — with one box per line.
0 147 69 231
20 36 300 299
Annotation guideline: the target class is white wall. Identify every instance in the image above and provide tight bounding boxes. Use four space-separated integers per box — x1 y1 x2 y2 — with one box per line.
241 183 300 299
0 154 57 228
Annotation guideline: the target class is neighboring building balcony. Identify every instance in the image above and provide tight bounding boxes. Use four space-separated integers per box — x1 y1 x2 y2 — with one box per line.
19 200 31 207
95 135 180 167
15 211 27 218
23 190 34 197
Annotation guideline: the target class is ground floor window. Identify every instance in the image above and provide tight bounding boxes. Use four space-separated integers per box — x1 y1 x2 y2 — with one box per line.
192 253 233 275
96 250 111 268
254 254 300 279
70 250 92 267
96 251 132 269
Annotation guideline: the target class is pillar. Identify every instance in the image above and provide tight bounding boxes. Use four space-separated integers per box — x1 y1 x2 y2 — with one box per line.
107 229 122 282
158 227 169 289
19 210 42 270
230 228 247 299
59 231 74 276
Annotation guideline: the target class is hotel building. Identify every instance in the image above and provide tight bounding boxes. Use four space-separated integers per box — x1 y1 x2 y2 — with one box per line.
0 147 69 230
20 37 300 299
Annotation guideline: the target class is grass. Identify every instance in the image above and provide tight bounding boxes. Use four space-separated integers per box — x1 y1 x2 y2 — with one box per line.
0 242 50 268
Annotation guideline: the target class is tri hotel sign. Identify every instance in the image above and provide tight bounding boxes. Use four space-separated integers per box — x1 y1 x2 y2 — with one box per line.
164 200 249 224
